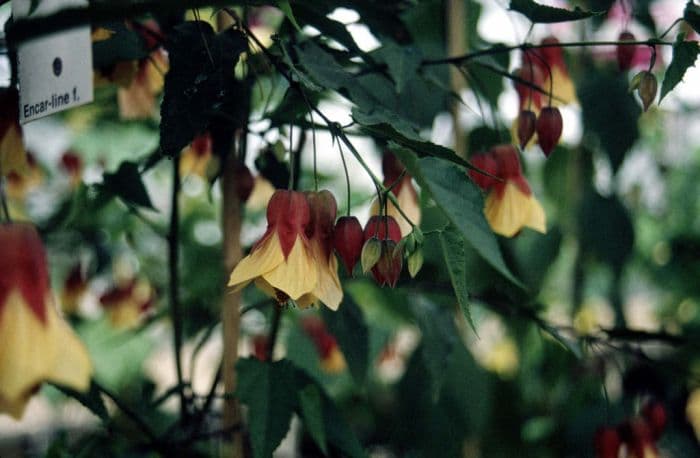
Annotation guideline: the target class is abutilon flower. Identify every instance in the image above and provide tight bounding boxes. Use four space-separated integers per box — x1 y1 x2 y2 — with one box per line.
618 419 659 458
6 152 43 201
60 265 88 316
469 145 546 237
295 191 343 310
594 427 621 458
117 49 168 120
228 190 319 305
301 316 346 373
100 279 153 329
371 152 420 237
0 224 92 419
524 36 578 106
0 89 27 177
180 133 214 178
363 215 403 287
60 152 83 189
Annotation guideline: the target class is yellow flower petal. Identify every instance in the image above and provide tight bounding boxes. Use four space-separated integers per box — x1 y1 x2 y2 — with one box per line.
0 392 31 420
262 237 317 301
311 252 343 311
320 347 347 374
547 66 578 106
0 291 92 416
0 124 27 176
229 233 285 291
485 182 547 237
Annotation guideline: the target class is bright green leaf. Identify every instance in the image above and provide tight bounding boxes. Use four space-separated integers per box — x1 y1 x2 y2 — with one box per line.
438 225 476 333
236 358 299 458
277 0 302 31
509 0 603 23
660 34 700 102
101 161 154 210
299 385 328 455
322 297 369 384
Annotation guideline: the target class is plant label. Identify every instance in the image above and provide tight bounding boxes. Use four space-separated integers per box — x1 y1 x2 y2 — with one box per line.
12 0 93 124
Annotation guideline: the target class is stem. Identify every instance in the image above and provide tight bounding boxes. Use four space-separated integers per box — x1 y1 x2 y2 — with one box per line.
337 140 352 216
421 39 674 67
92 381 160 445
0 173 11 223
288 123 295 190
266 304 282 361
659 17 684 40
169 158 188 423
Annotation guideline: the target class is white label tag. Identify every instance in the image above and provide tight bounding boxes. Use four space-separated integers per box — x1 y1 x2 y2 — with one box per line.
12 0 93 124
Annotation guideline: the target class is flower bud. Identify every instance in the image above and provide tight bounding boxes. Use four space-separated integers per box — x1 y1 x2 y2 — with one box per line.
642 401 667 440
616 31 637 71
234 163 255 203
373 240 403 287
407 249 424 278
333 216 364 275
618 418 657 458
536 106 563 157
517 110 537 149
361 237 382 273
594 427 621 458
637 71 657 112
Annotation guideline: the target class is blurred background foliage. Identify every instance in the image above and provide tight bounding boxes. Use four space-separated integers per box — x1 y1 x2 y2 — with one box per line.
2 0 700 457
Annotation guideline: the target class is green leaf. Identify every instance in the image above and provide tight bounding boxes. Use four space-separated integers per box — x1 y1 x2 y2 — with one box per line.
372 43 422 93
92 21 150 69
393 147 521 286
52 381 109 422
101 161 154 210
438 225 476 333
509 0 603 23
28 0 40 15
684 1 700 35
160 23 247 157
578 72 640 172
277 0 301 31
352 108 470 169
236 358 299 458
660 34 700 101
412 298 459 400
578 191 634 271
299 385 328 455
322 297 369 384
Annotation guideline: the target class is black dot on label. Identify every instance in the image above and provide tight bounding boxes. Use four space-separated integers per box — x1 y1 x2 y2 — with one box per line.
52 57 62 77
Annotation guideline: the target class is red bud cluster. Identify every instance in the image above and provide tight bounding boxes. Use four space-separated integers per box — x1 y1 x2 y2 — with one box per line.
362 215 403 287
594 401 667 458
517 110 537 149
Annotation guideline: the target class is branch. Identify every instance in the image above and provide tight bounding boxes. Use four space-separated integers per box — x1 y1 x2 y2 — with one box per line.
4 1 243 46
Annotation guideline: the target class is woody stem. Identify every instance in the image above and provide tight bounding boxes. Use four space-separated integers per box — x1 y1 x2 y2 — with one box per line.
169 157 188 423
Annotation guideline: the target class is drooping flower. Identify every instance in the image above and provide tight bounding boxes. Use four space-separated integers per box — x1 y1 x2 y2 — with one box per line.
293 191 343 310
524 36 578 106
371 152 420 237
60 265 88 316
100 279 153 329
6 152 43 201
618 418 659 458
0 224 92 419
180 133 214 178
363 215 403 287
301 315 346 373
228 190 318 304
60 151 83 189
469 145 546 237
0 89 27 177
594 426 621 458
117 49 168 120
